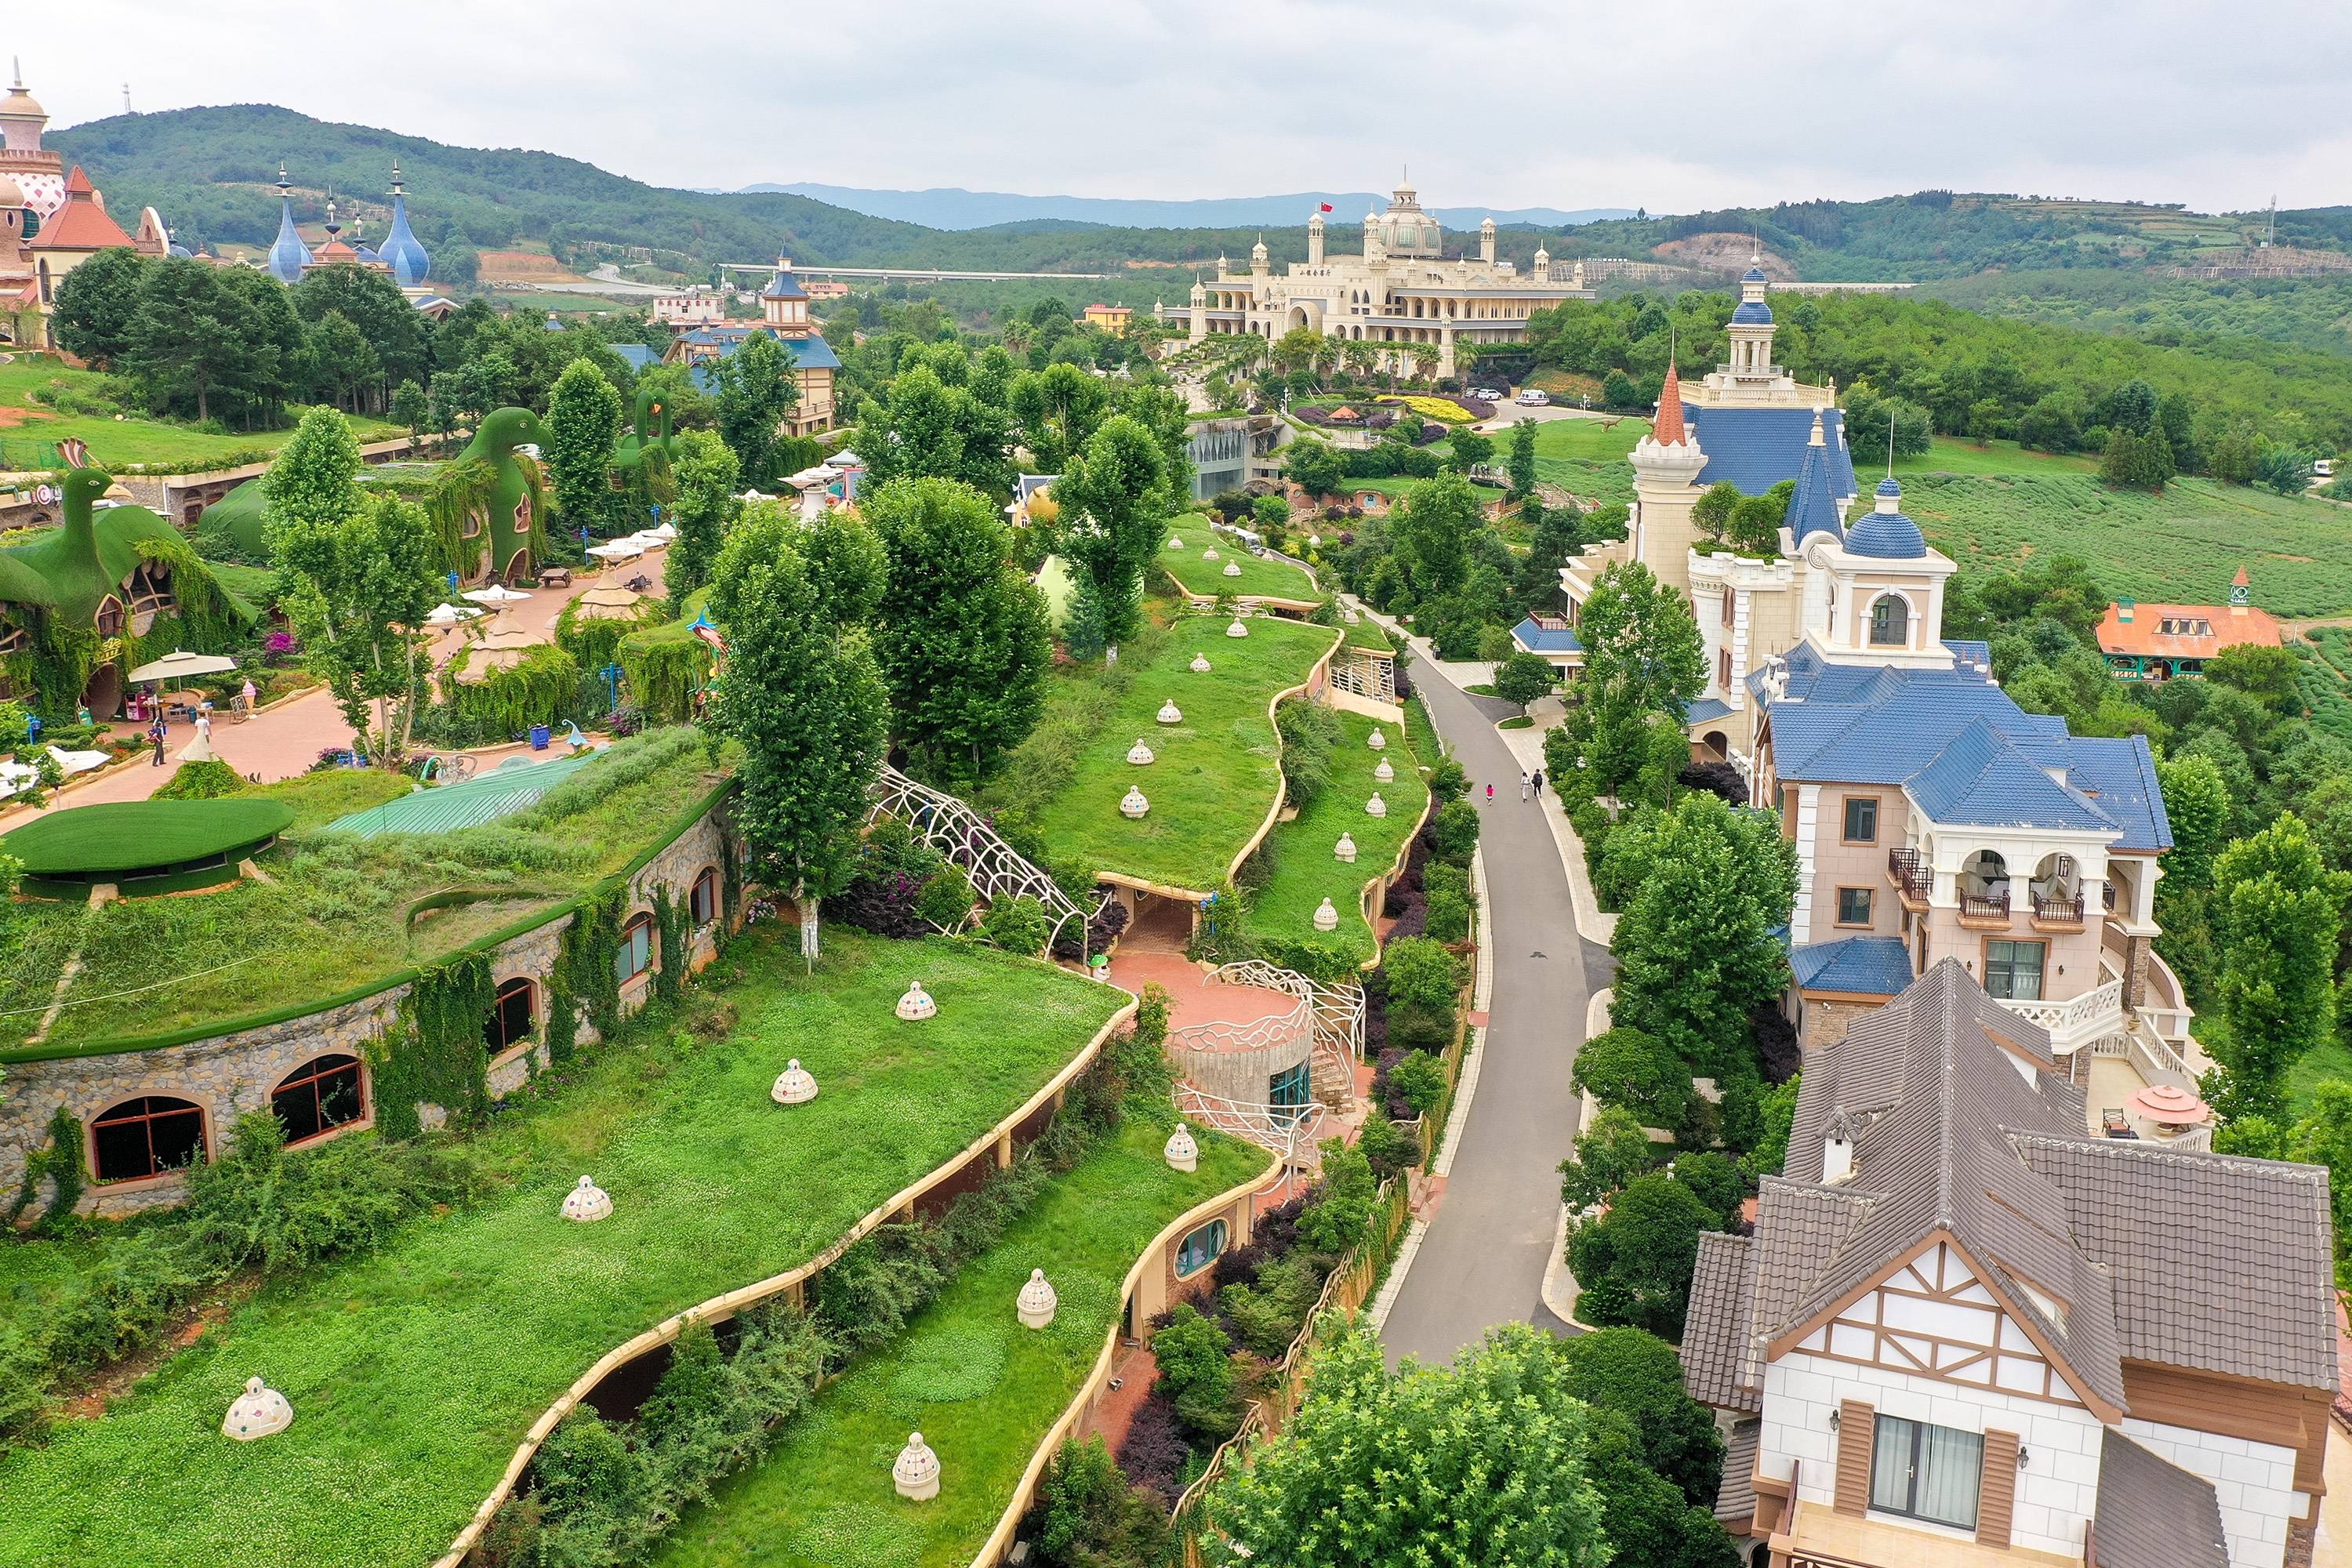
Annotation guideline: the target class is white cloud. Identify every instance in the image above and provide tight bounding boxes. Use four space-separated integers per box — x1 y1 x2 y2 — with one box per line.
13 0 2350 214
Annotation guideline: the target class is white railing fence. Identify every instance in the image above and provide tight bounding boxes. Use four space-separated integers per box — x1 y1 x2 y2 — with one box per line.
866 764 1106 953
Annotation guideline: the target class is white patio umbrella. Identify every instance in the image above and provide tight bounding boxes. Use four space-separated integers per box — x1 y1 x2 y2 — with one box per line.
424 602 482 627
127 649 238 685
640 521 678 542
463 583 535 630
586 539 646 561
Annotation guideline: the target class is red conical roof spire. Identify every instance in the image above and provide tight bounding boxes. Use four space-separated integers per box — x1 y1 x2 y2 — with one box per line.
1653 360 1686 446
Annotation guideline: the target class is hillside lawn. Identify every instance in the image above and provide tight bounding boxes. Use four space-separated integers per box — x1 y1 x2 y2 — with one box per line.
0 358 401 473
1900 472 2352 616
1894 435 2099 477
1530 414 1651 463
1156 535 1318 603
0 735 720 1054
1238 709 1428 969
1022 615 1338 896
652 1114 1268 1568
0 929 1127 1568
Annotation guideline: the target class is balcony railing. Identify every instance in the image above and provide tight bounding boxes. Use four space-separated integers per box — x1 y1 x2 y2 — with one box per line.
1958 888 2011 924
2031 891 2085 928
1886 848 1930 904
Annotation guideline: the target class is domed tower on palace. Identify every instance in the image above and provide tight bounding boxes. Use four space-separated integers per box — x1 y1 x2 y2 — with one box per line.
0 60 66 221
267 166 311 285
1370 180 1443 259
376 160 431 289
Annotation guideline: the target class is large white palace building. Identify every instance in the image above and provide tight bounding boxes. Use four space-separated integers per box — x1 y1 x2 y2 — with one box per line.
1153 181 1595 379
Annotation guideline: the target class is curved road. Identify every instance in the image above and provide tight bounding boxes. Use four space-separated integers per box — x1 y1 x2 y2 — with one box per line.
1378 662 1613 1365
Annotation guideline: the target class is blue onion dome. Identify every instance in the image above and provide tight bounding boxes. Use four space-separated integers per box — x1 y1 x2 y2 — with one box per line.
377 160 431 288
1846 477 1928 558
267 164 311 285
1741 264 1768 284
1731 298 1774 325
166 226 191 259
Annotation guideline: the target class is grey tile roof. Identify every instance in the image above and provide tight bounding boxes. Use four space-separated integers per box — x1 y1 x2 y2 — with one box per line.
2014 1132 2337 1391
1789 935 1912 996
1688 405 1859 500
1731 958 2337 1427
1685 695 1733 725
1682 1232 1760 1412
1715 1418 1761 1523
1511 615 1584 654
2091 1430 2229 1568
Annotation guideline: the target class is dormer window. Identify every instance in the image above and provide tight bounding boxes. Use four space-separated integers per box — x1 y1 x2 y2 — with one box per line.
1868 594 1908 648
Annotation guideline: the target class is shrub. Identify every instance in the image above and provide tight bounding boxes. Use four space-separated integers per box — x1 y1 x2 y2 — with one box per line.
1567 1171 1717 1341
1667 1149 1748 1231
1275 697 1343 809
1219 1247 1323 1358
1571 1027 1695 1136
1029 1436 1169 1568
153 759 248 800
979 893 1054 956
1425 884 1471 942
913 862 975 930
1116 1394 1194 1504
1296 1138 1377 1255
1427 756 1468 804
1430 798 1479 863
1560 1105 1667 1210
1356 1105 1421 1180
1386 1048 1447 1119
1557 1326 1727 1507
1381 935 1461 1049
1152 1303 1241 1440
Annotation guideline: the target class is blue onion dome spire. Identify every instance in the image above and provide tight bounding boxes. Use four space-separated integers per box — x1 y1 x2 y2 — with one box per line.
267 164 312 285
1845 476 1928 559
378 158 430 288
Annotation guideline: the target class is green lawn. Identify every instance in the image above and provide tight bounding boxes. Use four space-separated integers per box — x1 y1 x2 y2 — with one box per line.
1025 616 1338 896
1900 472 2352 616
1893 436 2099 477
652 1115 1268 1568
1239 710 1429 968
1157 534 1319 604
2 797 295 875
1530 416 1651 463
1532 455 1634 510
0 731 723 1054
0 929 1127 1568
0 358 401 474
1340 614 1393 653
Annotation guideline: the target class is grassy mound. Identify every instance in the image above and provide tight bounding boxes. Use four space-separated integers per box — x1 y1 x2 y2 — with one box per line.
1156 535 1318 604
1 797 295 876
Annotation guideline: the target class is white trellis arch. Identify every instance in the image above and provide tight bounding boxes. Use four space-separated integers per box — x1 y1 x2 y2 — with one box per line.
865 764 1104 954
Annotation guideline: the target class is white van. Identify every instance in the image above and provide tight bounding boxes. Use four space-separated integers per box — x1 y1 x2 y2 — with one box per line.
1514 388 1550 407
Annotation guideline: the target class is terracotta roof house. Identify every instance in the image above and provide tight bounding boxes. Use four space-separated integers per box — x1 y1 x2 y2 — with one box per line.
2098 569 2282 681
1682 959 2337 1568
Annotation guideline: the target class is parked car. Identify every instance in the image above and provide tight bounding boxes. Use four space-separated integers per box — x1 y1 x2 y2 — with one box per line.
1515 389 1550 406
2317 459 2336 478
1473 387 1504 402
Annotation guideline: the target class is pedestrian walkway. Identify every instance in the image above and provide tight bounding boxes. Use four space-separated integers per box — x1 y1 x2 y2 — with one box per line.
1369 608 1610 1365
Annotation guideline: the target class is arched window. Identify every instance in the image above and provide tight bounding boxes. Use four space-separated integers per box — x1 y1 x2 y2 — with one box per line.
617 912 655 983
689 867 720 927
272 1054 365 1145
1868 594 1909 647
93 595 126 637
486 977 536 1054
1174 1218 1229 1279
91 1095 207 1183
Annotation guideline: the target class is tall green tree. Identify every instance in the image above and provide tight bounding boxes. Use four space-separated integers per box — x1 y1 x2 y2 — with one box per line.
1054 413 1169 649
390 379 428 443
2205 813 2350 1120
1507 417 1540 497
1006 362 1111 474
270 492 441 764
1567 1171 1719 1340
546 358 626 537
122 256 278 426
1575 561 1704 715
2156 752 2231 889
866 477 1053 793
1610 793 1797 1075
857 361 1014 497
710 330 799 488
1392 470 1483 601
707 509 889 968
305 310 381 414
260 405 366 543
48 246 149 371
1205 1322 1610 1568
664 427 741 600
292 262 430 405
793 505 887 628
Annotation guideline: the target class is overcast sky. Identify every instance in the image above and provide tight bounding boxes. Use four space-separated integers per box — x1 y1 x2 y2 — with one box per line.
13 2 2350 216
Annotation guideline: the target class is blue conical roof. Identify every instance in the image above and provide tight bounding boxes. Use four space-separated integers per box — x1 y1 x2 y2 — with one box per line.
378 163 430 288
267 167 310 285
1788 423 1843 545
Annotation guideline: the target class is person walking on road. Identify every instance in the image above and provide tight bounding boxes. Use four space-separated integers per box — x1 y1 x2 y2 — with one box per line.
1532 768 1544 796
147 717 167 766
1485 781 1494 804
1520 771 1531 800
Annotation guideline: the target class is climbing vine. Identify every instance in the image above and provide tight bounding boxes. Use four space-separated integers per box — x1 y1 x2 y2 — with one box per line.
372 952 495 1140
546 884 626 1064
433 643 582 742
5 1107 84 1226
652 885 690 1009
617 620 713 724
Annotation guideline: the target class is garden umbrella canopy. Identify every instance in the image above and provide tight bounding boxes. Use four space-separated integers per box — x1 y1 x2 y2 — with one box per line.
425 602 482 626
462 585 535 606
127 649 238 684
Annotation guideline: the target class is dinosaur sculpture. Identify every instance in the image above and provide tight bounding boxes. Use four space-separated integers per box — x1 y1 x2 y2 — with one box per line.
611 384 677 506
432 407 554 582
0 466 253 713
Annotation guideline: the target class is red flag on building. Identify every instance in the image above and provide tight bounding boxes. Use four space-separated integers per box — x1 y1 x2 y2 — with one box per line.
1319 202 1334 212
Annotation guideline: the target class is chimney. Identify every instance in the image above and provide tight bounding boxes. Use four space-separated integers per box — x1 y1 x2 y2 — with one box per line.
1821 1110 1857 1185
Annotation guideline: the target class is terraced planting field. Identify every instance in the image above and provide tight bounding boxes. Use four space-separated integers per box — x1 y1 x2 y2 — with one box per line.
1901 473 2352 616
1239 710 1429 970
652 1115 1268 1568
1021 615 1338 896
0 930 1127 1568
1156 532 1319 604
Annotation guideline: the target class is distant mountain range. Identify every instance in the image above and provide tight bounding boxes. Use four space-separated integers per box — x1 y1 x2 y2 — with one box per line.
744 183 1635 231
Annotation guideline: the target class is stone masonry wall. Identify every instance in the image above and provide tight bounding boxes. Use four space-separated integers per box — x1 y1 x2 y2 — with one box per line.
0 798 736 1217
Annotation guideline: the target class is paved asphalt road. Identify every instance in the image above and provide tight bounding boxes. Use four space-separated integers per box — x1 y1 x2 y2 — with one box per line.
1378 666 1613 1366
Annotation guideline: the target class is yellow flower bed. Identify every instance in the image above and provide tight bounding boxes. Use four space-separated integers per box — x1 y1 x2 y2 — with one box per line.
1377 394 1475 425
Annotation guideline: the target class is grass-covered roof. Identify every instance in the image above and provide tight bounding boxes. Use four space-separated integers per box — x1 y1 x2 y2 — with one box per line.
1 797 295 876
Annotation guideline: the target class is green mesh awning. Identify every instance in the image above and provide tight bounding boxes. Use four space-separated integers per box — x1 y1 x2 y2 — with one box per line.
325 751 600 837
